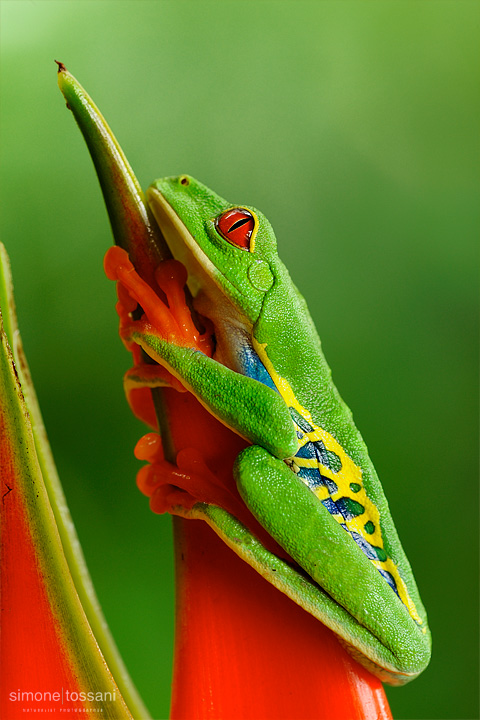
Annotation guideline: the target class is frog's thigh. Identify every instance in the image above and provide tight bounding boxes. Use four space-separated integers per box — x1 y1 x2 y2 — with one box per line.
234 446 426 675
234 445 325 568
234 444 376 595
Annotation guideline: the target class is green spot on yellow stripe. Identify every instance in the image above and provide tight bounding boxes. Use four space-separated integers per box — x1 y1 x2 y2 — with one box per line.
341 497 364 517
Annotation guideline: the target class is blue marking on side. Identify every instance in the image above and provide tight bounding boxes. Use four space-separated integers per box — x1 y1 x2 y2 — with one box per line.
378 568 399 595
296 438 331 468
298 466 338 495
295 433 400 596
238 343 279 392
321 497 339 515
350 531 379 561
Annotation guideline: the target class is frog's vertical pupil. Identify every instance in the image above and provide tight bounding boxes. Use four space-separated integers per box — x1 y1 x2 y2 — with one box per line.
216 208 255 250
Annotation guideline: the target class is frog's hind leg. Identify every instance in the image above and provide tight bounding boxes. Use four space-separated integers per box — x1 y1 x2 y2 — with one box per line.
134 432 246 520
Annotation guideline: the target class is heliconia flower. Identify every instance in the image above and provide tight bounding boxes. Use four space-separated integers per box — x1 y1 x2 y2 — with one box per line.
0 61 394 720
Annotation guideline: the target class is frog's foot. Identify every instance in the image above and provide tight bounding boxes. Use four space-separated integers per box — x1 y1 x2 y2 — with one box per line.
134 432 245 519
104 245 213 356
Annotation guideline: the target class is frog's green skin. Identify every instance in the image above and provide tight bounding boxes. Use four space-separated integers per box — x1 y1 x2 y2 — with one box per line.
128 175 431 685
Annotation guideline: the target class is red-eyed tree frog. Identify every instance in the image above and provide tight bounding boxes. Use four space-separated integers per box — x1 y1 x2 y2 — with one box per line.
104 174 431 686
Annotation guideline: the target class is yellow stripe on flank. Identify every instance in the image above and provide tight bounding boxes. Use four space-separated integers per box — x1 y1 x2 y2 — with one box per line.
253 338 423 627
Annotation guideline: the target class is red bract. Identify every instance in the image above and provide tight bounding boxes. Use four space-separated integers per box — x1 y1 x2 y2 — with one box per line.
172 519 393 720
164 388 393 719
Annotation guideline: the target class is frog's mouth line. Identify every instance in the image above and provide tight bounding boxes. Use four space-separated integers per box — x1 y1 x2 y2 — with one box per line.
146 185 256 361
147 187 234 305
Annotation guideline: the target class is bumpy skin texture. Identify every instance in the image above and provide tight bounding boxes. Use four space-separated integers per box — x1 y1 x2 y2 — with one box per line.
234 446 430 680
122 175 431 684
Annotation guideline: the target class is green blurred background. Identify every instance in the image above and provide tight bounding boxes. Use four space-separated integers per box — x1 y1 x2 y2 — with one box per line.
0 2 478 719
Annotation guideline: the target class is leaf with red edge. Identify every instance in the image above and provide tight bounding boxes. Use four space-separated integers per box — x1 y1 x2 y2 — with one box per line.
0 243 147 719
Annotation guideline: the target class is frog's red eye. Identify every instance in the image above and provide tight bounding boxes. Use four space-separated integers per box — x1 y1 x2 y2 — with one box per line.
215 208 256 251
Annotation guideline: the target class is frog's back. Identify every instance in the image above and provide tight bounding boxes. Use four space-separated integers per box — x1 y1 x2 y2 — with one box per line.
247 258 427 632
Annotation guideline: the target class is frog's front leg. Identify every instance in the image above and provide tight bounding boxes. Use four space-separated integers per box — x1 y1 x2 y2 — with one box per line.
131 332 298 458
105 246 298 460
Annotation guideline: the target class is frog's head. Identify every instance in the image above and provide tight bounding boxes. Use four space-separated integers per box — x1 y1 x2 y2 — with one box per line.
147 175 279 327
